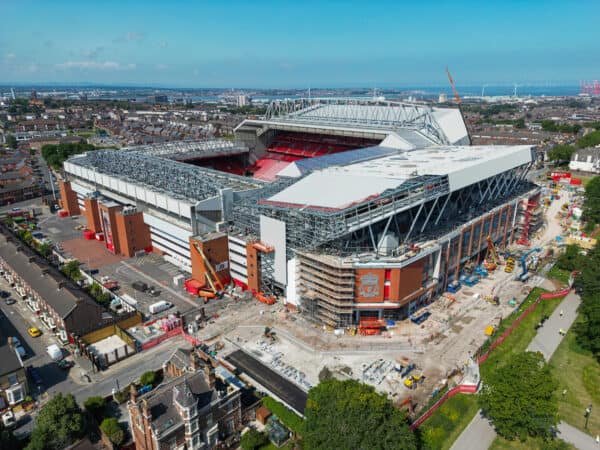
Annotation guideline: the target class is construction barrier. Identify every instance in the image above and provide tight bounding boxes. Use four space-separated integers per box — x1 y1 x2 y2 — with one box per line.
540 288 570 299
141 326 183 351
410 384 478 429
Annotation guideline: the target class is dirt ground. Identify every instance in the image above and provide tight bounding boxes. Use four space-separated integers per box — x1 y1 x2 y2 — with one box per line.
211 186 571 411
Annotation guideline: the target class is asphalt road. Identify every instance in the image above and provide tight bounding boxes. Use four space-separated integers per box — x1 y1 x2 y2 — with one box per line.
226 349 308 414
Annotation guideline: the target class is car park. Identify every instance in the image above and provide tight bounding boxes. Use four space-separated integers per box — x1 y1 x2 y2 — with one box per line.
4 297 16 305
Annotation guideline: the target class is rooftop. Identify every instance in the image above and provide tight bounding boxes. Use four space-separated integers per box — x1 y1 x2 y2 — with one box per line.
266 145 533 210
0 340 23 376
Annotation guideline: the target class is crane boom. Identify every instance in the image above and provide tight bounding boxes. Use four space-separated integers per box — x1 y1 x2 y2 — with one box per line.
445 67 460 104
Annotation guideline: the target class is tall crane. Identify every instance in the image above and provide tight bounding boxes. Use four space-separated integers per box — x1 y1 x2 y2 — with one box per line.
445 67 460 105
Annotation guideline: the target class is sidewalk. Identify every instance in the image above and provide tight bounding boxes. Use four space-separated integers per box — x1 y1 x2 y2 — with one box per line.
450 292 583 450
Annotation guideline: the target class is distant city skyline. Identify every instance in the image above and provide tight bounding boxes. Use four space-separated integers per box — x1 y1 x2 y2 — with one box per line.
2 0 600 88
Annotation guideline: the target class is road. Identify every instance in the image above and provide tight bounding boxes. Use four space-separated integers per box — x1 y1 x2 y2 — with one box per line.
226 349 308 414
450 292 586 450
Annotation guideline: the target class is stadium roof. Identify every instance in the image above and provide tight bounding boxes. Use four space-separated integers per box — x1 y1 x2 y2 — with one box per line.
124 139 248 161
255 98 469 146
266 145 533 210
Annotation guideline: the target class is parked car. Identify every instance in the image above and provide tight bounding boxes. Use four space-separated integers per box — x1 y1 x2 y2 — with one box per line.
4 297 16 305
26 366 44 387
0 291 10 298
57 360 74 370
28 327 42 338
15 345 27 359
132 281 148 292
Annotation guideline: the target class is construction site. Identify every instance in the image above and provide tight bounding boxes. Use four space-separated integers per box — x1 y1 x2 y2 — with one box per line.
56 97 567 410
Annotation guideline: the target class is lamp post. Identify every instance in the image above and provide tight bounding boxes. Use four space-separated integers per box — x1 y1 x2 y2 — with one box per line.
585 404 592 429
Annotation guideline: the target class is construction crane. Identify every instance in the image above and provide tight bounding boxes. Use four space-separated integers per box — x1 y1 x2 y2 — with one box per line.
486 236 501 266
446 67 460 105
192 242 224 298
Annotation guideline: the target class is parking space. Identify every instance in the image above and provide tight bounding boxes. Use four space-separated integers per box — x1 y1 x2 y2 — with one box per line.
60 237 125 268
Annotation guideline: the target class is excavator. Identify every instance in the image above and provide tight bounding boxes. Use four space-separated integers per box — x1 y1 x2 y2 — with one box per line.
191 242 225 301
484 236 500 271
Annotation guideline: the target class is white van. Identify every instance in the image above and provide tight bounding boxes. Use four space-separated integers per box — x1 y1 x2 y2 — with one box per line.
148 300 173 315
46 344 63 361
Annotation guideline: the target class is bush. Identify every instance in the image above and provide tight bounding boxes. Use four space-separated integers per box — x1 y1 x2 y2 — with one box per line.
83 396 106 419
140 371 157 387
241 428 268 450
100 418 124 446
262 397 303 433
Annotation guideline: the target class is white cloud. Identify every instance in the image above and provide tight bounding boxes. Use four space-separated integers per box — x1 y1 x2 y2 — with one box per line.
159 41 168 48
5 53 16 59
55 61 134 70
80 47 104 59
155 64 168 70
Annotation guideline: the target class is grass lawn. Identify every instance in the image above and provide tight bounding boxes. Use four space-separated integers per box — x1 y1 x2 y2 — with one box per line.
261 397 304 434
259 442 294 450
550 315 600 437
580 176 593 188
419 394 479 450
546 265 571 285
480 290 563 381
489 435 576 450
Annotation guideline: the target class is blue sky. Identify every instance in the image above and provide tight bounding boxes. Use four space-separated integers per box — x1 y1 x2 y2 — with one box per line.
1 0 599 88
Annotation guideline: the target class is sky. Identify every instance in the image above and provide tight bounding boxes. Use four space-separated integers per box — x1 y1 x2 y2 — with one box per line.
1 0 599 88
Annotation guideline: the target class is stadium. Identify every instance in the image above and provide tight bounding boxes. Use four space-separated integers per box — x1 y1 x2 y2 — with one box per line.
59 98 542 327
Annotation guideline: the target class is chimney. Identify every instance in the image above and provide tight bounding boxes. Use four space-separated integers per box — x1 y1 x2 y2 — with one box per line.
130 383 137 403
204 365 215 390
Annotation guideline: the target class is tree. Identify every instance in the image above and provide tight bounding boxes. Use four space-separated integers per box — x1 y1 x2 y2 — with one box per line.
547 144 575 163
576 130 600 149
303 379 417 450
556 244 582 271
6 134 18 149
41 142 95 169
240 428 268 450
479 352 558 440
25 393 86 450
38 242 52 258
140 370 157 387
83 395 106 420
514 118 526 129
100 418 124 446
582 176 600 232
62 260 81 281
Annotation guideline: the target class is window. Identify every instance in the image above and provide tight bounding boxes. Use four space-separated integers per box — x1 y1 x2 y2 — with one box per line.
6 385 24 404
8 374 18 386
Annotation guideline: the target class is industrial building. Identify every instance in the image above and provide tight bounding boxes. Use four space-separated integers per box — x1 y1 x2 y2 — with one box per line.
60 98 541 328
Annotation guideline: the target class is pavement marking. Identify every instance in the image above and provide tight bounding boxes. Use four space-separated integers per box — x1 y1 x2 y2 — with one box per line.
119 260 198 308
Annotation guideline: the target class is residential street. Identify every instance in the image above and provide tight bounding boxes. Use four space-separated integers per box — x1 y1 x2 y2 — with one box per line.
450 292 591 450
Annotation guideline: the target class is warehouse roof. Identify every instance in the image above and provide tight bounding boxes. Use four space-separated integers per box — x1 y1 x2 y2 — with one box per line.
266 145 533 210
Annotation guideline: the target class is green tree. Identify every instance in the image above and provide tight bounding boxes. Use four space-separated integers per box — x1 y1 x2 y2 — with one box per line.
6 134 18 149
41 142 95 169
514 118 526 129
25 393 86 450
62 260 81 281
582 176 600 232
140 371 157 387
38 242 52 258
240 428 268 450
547 144 575 163
100 418 124 446
556 244 582 271
576 130 600 149
83 395 106 420
480 352 558 440
303 379 417 450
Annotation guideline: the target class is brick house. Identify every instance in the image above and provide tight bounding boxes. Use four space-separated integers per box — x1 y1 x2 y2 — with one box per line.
0 335 27 408
128 348 243 450
0 231 111 343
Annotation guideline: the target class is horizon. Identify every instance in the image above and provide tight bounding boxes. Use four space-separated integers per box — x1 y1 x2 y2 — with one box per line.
2 0 600 88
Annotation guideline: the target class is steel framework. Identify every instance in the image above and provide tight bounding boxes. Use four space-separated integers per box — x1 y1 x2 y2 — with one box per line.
124 139 249 161
232 160 534 257
264 98 450 145
69 149 263 202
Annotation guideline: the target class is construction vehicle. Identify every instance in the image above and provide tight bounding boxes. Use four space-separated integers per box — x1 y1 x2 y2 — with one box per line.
446 67 460 104
484 236 500 271
463 275 480 287
191 241 225 299
484 295 500 306
505 256 515 273
518 247 542 281
484 325 495 336
447 280 461 294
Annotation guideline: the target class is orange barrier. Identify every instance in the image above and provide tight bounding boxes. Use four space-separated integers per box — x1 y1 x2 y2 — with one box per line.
540 288 570 299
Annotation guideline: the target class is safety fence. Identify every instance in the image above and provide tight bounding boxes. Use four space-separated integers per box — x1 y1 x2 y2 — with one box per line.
141 326 184 351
